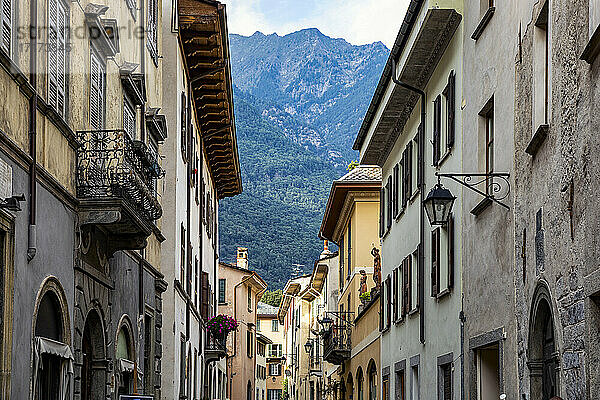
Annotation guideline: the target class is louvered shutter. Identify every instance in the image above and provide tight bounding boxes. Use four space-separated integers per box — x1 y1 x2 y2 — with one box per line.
180 92 187 161
1 0 11 55
447 71 456 148
433 95 441 166
402 259 407 317
201 272 209 320
401 150 408 209
392 268 398 321
447 214 454 289
123 99 136 139
431 229 439 296
417 124 423 187
407 255 412 312
379 188 384 237
393 164 399 218
386 178 392 230
386 276 392 328
48 0 58 111
406 141 413 197
56 2 66 116
90 52 104 130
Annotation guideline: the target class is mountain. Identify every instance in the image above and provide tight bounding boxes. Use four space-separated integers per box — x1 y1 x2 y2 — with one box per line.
219 29 389 288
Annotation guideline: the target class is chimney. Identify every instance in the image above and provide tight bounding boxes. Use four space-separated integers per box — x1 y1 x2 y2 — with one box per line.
237 247 248 269
320 240 332 258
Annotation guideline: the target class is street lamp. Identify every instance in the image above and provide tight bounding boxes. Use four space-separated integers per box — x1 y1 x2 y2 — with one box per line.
304 339 313 354
318 315 333 333
423 181 456 226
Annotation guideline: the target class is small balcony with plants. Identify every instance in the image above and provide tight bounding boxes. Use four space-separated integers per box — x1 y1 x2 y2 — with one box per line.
205 314 237 362
321 311 353 365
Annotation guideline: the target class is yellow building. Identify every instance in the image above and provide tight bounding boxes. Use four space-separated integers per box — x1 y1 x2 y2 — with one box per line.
319 165 382 400
258 302 285 400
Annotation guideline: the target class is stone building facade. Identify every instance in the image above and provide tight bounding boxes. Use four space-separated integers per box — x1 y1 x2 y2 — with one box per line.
513 1 600 399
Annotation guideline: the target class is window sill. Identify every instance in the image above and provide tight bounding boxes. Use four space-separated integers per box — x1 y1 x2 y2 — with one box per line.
394 207 405 222
581 24 600 64
437 149 452 168
435 288 451 300
471 7 496 41
409 189 420 204
470 197 492 216
408 306 419 316
525 124 549 157
393 317 404 325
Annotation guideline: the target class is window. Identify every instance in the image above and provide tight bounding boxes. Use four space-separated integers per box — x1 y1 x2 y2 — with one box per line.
272 319 279 332
180 92 187 162
410 249 419 311
475 344 500 400
402 256 412 315
143 313 155 394
122 97 136 139
393 163 401 217
268 389 282 400
393 267 400 322
269 363 281 376
180 224 186 283
532 0 550 141
218 279 226 303
444 71 456 151
481 99 494 194
411 365 420 400
247 285 252 311
0 0 12 56
386 177 392 231
193 349 198 400
402 142 413 209
194 257 199 307
147 0 158 62
411 134 419 195
246 329 253 357
179 336 186 397
257 320 261 332
431 228 440 297
347 220 352 276
201 272 209 320
395 369 405 400
90 50 105 130
339 237 345 287
257 342 266 357
268 343 282 358
379 187 385 238
48 0 68 117
433 95 441 166
439 362 452 400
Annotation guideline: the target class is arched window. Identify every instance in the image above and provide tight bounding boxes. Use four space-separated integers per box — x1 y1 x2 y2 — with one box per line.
356 367 364 400
116 322 134 396
33 284 73 400
367 360 377 400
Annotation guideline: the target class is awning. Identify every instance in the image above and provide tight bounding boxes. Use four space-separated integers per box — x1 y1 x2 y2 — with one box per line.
33 337 74 400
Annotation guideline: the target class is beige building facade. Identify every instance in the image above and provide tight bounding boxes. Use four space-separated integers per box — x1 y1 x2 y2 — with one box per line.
258 302 285 400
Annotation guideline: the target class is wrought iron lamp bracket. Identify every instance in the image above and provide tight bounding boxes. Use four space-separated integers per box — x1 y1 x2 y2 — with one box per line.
435 172 511 209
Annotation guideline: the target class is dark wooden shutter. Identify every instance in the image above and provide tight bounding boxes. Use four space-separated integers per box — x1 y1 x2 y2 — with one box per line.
392 268 398 321
431 228 440 296
386 178 392 230
416 245 422 309
402 258 408 316
379 188 385 238
417 125 423 187
379 286 384 331
201 272 209 320
180 92 187 161
447 71 456 149
406 256 412 312
393 164 399 218
386 276 392 328
448 214 454 289
433 95 441 166
406 141 413 197
400 151 407 209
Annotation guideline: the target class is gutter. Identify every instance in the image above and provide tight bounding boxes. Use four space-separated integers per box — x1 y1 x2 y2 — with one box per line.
390 57 426 344
27 0 38 262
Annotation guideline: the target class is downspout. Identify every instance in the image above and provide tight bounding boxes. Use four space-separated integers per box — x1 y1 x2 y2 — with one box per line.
391 57 426 344
27 0 38 262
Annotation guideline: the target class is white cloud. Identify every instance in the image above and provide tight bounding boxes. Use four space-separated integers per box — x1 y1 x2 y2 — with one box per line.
221 0 410 49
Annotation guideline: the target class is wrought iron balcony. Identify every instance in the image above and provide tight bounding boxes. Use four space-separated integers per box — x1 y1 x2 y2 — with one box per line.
76 130 163 253
322 311 353 365
205 333 227 363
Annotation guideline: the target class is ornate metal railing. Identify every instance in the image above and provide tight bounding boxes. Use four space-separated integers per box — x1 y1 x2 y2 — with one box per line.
76 130 163 221
322 311 353 364
205 332 227 359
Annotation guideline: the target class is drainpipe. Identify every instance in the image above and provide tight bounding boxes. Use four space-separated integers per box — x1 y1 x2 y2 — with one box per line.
27 0 38 262
391 57 426 344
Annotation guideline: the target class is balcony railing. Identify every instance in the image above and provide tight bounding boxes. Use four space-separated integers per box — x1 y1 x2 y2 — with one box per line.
76 129 163 222
322 311 353 365
205 333 227 362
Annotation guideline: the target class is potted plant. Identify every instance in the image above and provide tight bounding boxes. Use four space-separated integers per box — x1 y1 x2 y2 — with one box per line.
206 314 238 343
360 292 371 305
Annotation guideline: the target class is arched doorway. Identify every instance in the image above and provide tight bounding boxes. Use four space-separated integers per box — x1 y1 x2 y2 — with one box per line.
81 309 106 400
528 284 558 400
367 360 377 400
32 280 73 400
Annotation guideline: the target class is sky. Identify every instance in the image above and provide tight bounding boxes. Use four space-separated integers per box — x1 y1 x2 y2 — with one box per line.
220 0 410 49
